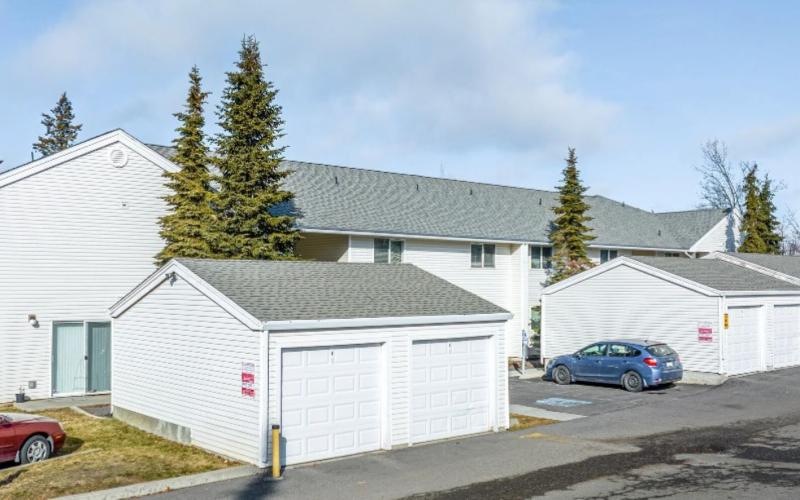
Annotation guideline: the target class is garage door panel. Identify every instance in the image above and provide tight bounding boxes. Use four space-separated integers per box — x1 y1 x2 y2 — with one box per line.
282 344 382 464
774 305 800 369
726 306 762 375
410 337 492 443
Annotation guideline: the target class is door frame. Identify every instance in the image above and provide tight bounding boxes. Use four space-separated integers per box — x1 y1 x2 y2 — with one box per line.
407 333 496 445
723 305 765 376
51 319 112 397
271 337 389 465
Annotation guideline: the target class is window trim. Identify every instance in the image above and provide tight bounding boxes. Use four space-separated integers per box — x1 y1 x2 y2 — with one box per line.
373 238 404 264
470 243 496 268
600 249 618 264
530 245 553 270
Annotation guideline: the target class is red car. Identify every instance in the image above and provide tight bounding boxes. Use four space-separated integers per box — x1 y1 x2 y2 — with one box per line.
0 413 66 464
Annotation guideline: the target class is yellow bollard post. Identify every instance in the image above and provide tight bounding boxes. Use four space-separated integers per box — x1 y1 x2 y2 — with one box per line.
271 424 281 478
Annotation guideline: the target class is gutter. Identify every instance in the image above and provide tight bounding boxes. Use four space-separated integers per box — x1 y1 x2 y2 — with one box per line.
263 312 513 331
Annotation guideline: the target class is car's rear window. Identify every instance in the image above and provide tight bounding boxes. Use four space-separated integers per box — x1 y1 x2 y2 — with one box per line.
647 344 676 357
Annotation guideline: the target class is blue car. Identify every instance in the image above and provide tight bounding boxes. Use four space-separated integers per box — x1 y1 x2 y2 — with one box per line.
544 340 683 392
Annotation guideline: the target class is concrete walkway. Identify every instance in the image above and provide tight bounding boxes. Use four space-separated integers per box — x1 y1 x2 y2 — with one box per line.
14 394 110 411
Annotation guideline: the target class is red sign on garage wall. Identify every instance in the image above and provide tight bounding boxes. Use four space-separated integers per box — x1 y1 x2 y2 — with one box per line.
697 323 714 343
241 362 256 398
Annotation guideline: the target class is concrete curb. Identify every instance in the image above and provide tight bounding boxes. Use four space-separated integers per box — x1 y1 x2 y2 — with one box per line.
510 404 585 422
678 371 728 386
55 465 262 500
509 369 545 380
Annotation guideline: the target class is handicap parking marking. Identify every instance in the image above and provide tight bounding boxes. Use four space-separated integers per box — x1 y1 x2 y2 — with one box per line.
535 397 593 408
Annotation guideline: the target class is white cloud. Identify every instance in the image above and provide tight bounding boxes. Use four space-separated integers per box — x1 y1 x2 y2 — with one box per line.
10 0 619 171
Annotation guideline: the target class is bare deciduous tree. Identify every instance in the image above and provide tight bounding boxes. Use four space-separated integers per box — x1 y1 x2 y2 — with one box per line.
696 140 748 213
780 210 800 256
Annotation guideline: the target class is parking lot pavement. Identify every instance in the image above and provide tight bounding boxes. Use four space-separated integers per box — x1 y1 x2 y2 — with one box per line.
510 376 713 417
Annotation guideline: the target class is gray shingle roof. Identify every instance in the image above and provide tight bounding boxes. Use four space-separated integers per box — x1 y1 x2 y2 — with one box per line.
631 257 800 292
147 145 727 250
175 258 507 322
724 253 800 280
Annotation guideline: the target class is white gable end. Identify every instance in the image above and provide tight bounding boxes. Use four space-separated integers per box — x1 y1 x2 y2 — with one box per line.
0 134 172 401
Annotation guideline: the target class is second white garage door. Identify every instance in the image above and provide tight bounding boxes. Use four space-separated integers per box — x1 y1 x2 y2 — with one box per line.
281 344 382 464
773 305 800 369
726 306 763 375
410 337 491 443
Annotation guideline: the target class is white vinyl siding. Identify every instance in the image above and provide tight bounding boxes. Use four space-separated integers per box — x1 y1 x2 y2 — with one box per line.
690 213 739 253
0 142 168 402
295 233 349 262
543 264 721 373
267 321 508 456
112 276 262 464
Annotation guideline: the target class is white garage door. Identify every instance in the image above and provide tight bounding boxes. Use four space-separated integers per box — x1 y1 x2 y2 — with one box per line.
411 337 491 443
773 305 800 369
281 344 382 464
726 306 763 375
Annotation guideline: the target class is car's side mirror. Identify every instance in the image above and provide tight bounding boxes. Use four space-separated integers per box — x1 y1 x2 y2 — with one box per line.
573 353 582 359
0 416 8 426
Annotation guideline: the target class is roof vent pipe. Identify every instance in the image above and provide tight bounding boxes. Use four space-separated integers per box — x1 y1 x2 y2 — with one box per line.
539 198 542 206
469 188 473 195
334 175 338 185
658 229 662 236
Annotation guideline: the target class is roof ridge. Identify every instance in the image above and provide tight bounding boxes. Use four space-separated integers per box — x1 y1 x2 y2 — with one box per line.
656 207 728 215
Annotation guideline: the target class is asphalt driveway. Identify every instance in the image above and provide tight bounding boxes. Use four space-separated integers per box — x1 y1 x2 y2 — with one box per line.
509 375 714 417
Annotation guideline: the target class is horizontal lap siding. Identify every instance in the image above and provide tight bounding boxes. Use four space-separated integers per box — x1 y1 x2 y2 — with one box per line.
0 143 168 401
113 278 261 464
296 233 348 262
544 265 721 373
268 321 507 454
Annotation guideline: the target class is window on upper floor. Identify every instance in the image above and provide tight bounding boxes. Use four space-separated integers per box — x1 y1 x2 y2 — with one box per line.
600 249 618 263
663 252 682 258
374 238 404 264
530 246 552 270
470 244 495 268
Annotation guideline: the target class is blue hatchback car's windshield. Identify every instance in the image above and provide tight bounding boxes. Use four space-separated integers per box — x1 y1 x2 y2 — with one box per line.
647 344 676 357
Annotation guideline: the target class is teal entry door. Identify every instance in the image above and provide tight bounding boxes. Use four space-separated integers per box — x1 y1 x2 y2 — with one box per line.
87 323 111 392
53 322 111 395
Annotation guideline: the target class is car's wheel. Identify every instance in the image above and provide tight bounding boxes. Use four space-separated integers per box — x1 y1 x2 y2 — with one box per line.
20 435 50 464
553 365 572 385
622 371 644 392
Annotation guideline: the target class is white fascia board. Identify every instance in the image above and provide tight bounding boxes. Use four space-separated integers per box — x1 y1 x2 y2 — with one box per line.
711 252 800 286
263 312 512 332
109 260 263 330
0 129 178 188
723 290 800 297
300 227 542 245
541 257 721 297
688 214 731 253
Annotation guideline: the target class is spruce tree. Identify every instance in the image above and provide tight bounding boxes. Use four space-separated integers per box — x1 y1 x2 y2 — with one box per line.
549 148 595 283
758 174 782 254
738 165 768 253
213 36 298 259
156 66 219 266
33 92 82 157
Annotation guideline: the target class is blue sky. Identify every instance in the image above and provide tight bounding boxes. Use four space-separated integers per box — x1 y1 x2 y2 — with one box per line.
1 0 797 215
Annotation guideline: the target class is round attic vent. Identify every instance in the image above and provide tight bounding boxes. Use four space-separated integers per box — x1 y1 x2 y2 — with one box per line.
108 147 129 168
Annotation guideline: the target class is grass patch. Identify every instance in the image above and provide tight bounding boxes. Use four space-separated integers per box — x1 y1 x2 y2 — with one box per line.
509 413 557 432
0 406 237 499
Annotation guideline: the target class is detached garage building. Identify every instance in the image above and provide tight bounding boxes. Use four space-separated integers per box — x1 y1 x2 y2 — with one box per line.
109 259 511 467
541 257 800 376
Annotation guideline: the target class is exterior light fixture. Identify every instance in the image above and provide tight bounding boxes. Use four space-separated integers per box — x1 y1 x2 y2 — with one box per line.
27 314 39 328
